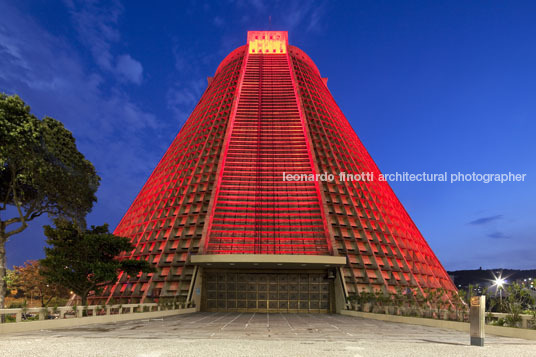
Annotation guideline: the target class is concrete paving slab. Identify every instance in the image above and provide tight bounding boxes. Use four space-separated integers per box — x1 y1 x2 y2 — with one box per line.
1 312 536 356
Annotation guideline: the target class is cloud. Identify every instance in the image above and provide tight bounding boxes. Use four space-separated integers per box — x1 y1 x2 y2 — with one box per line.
230 0 326 34
115 54 143 84
249 0 265 12
469 214 503 225
64 0 143 84
306 4 325 32
171 40 215 73
0 1 167 226
63 0 122 70
487 231 510 239
168 39 213 126
166 79 206 127
280 0 327 33
233 0 265 13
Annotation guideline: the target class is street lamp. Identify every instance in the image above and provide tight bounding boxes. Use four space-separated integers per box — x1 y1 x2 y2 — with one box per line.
493 276 505 306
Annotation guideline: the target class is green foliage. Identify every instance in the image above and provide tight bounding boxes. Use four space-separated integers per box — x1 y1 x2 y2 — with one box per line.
0 93 100 308
415 290 426 311
486 295 499 312
504 314 521 327
530 310 536 329
0 94 100 227
359 291 374 311
4 315 16 323
40 219 155 305
452 290 468 321
493 317 506 326
394 286 405 307
503 283 535 327
467 284 475 301
4 269 17 289
431 288 446 317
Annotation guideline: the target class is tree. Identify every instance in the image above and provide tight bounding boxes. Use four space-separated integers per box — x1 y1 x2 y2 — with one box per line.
455 290 469 321
503 283 535 327
40 220 155 306
4 268 18 297
10 260 70 307
0 94 100 308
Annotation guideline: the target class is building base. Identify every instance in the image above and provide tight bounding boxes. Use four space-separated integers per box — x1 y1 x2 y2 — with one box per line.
190 265 346 314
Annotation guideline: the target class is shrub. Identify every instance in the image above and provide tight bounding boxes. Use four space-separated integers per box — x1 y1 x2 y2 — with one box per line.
505 314 521 327
504 283 534 328
493 318 505 326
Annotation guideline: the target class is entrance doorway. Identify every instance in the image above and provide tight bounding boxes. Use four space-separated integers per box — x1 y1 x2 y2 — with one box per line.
202 270 331 313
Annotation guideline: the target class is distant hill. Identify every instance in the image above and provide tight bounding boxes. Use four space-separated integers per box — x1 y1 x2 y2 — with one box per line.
447 268 536 287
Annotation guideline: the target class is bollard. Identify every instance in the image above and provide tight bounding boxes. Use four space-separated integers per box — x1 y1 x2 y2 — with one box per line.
469 295 485 346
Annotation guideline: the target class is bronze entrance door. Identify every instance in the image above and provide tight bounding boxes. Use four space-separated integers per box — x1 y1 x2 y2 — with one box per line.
202 271 330 313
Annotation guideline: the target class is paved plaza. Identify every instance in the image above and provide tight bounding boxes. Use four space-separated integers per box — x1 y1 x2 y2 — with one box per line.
1 312 536 356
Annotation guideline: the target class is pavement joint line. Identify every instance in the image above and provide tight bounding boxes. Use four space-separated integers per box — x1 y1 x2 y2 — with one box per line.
329 324 341 330
187 314 214 324
282 313 295 331
4 312 536 356
244 312 256 329
220 313 242 330
205 312 232 325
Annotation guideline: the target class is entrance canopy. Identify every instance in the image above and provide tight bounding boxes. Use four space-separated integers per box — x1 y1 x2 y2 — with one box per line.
191 254 347 269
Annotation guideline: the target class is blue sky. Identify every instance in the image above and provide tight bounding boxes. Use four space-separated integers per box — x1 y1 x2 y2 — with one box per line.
1 0 535 270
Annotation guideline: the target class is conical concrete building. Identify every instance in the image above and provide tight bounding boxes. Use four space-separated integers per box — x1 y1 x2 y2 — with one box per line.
96 31 456 312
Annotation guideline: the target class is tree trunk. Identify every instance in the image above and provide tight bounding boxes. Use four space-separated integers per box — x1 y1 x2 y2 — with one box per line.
81 293 88 307
45 296 53 307
80 293 89 316
0 238 6 310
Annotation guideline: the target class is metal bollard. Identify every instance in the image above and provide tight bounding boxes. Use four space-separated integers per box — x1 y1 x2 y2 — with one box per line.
469 295 485 346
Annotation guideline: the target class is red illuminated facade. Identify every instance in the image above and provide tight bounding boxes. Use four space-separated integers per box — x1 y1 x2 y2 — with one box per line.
95 31 456 312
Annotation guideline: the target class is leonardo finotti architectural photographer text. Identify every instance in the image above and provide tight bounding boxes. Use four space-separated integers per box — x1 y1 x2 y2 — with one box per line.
282 172 527 184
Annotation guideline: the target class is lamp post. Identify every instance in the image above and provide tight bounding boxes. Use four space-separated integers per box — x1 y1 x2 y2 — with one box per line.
493 277 505 309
